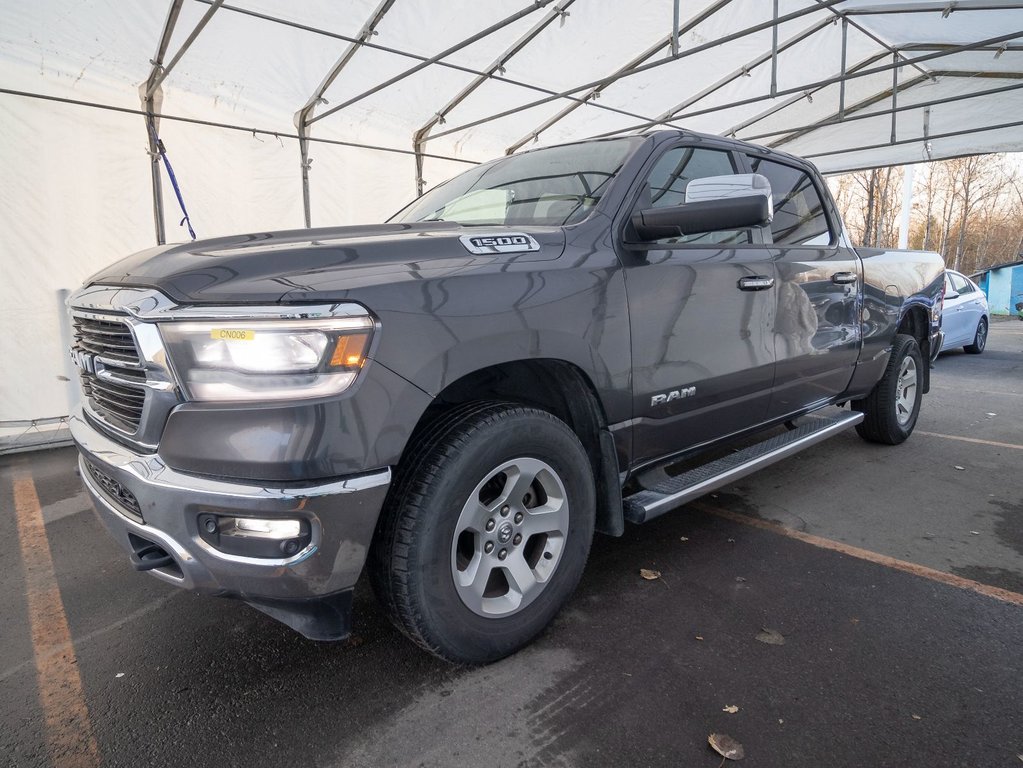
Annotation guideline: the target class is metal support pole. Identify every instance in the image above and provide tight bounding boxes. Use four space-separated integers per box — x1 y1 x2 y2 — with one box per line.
891 53 899 143
141 0 223 244
923 106 933 159
672 0 681 57
771 0 779 97
56 289 79 413
294 0 395 227
899 163 915 249
839 17 848 118
141 0 184 245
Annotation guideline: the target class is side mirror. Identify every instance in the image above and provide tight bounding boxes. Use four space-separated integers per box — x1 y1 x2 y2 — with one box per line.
945 291 959 300
631 173 774 241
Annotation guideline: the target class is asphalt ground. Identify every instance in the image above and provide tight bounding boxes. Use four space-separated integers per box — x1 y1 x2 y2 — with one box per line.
1 319 1021 768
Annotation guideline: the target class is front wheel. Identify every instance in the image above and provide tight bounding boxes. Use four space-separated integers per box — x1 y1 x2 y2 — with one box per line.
964 317 988 354
853 334 923 445
369 402 595 664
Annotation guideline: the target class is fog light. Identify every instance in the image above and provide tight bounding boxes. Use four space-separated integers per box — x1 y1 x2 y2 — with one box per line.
233 518 302 538
198 514 312 559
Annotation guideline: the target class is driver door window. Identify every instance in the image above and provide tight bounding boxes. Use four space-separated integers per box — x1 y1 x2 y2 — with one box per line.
639 147 751 245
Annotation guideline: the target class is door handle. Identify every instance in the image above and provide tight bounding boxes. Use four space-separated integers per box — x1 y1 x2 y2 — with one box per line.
831 271 857 285
738 276 774 291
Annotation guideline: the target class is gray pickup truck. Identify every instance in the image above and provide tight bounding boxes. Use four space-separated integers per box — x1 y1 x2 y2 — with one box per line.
69 130 944 663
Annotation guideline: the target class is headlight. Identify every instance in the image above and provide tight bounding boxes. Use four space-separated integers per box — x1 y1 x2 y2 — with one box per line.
159 316 374 402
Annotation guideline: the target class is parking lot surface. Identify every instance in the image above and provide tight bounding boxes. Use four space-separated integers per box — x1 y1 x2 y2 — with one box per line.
2 320 1021 768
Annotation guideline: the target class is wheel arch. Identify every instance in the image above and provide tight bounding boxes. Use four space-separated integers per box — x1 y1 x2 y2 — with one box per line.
896 303 932 393
398 358 625 538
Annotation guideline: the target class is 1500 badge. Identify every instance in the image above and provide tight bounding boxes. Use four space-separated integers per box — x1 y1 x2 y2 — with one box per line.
459 233 540 255
651 386 696 407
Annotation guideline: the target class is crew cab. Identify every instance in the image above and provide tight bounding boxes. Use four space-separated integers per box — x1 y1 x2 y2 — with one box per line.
68 130 944 663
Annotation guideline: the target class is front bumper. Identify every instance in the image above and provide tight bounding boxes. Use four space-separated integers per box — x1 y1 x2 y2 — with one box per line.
71 409 391 639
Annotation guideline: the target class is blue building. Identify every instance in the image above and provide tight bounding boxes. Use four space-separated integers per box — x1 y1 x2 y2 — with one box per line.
974 259 1023 316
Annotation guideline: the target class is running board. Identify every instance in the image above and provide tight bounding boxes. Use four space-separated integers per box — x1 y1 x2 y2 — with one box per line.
622 412 864 524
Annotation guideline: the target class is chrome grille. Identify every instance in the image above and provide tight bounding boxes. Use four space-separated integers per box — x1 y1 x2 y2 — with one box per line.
72 314 146 433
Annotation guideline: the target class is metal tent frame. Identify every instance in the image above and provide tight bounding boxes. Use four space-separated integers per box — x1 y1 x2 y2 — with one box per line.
6 0 1023 237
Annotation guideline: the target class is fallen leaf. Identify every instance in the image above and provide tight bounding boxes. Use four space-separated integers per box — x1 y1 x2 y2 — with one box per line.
911 714 921 720
954 465 965 471
723 705 739 714
850 617 860 625
755 628 786 645
639 568 661 581
695 635 704 641
708 733 744 761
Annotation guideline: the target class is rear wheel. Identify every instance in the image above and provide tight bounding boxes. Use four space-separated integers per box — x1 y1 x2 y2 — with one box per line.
853 333 923 445
964 317 988 354
369 402 595 664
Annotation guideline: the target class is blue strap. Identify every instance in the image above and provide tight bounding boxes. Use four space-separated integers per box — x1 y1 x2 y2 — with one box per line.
147 120 196 241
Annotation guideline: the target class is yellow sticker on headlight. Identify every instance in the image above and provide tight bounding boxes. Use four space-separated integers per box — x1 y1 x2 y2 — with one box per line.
210 329 255 341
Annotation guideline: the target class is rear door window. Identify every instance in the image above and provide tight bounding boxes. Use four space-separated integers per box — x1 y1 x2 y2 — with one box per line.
950 273 972 294
747 157 832 246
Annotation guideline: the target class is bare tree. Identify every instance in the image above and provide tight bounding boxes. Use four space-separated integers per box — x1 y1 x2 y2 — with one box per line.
830 154 1023 274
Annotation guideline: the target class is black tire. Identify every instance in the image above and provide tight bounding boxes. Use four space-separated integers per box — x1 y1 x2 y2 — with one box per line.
853 334 924 445
369 402 595 664
964 317 988 354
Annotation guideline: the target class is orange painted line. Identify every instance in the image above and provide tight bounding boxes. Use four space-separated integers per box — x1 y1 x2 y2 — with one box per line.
915 431 1023 451
694 502 1023 607
13 470 100 768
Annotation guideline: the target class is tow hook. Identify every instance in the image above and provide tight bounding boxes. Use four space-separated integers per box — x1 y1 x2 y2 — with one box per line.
130 543 176 572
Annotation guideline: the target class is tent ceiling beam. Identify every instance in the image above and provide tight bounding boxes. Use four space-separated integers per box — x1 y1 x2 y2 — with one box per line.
422 0 848 144
413 0 576 196
587 29 1023 139
647 16 835 132
504 0 736 156
0 88 482 165
199 1 693 142
803 116 1023 165
722 50 892 137
816 0 933 83
145 0 225 100
842 1 1023 14
295 0 396 228
742 77 1023 145
307 0 555 126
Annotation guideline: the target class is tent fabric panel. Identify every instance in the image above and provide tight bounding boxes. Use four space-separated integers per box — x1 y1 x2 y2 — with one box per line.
0 98 153 423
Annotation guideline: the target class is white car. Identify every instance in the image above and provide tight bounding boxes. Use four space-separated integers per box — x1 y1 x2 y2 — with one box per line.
940 270 990 354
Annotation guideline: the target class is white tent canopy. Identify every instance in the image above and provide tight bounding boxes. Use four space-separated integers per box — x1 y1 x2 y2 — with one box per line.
2 0 1022 432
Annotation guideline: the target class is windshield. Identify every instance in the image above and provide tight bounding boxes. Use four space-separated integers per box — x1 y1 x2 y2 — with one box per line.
392 137 642 227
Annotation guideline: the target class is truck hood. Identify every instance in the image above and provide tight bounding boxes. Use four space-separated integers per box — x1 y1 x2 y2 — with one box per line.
88 222 566 304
